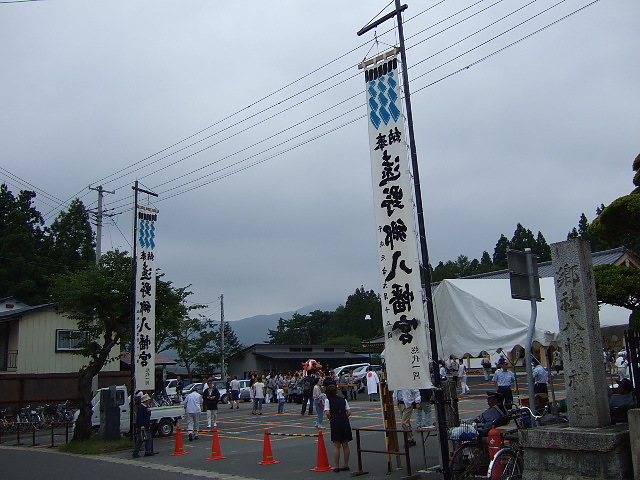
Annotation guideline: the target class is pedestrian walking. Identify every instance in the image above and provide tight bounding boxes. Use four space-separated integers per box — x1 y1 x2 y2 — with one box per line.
458 360 470 394
276 386 286 413
229 376 240 409
313 378 325 429
182 388 202 441
252 376 265 415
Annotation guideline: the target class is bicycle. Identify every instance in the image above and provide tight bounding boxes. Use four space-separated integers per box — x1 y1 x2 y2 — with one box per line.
448 406 545 480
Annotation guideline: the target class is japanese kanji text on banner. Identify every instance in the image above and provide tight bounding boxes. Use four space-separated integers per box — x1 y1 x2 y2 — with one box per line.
364 56 433 391
134 206 158 391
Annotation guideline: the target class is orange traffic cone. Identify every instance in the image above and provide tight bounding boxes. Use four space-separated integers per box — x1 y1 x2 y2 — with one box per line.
170 425 190 456
310 430 333 471
207 426 227 460
258 428 280 465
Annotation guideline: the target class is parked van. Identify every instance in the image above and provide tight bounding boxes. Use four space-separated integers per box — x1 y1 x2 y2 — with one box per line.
333 363 370 378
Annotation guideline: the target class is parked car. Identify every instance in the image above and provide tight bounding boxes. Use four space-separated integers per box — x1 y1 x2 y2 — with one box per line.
238 379 253 401
180 382 203 399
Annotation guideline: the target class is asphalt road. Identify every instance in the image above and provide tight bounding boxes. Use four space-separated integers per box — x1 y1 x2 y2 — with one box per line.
1 375 566 480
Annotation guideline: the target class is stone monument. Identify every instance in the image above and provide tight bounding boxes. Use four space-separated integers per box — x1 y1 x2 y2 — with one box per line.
519 239 632 480
552 239 609 427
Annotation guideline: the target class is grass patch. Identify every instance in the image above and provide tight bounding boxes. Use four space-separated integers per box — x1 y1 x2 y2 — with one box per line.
59 435 134 455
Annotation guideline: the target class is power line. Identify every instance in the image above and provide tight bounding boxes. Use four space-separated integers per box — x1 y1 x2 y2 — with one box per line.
153 1 601 203
11 1 603 216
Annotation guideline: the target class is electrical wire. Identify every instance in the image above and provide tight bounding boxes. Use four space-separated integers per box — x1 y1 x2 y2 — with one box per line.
15 1 602 220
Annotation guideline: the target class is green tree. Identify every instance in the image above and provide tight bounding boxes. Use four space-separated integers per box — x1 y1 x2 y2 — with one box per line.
568 211 616 252
510 223 537 252
154 278 201 353
593 264 640 329
533 232 552 261
190 321 244 377
493 234 510 269
479 251 493 272
170 316 211 382
267 310 332 345
590 153 640 253
0 185 51 303
326 287 383 343
50 250 200 439
50 250 131 440
48 198 95 273
431 260 460 282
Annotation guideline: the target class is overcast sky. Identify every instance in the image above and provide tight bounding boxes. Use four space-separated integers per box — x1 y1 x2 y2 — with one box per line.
2 0 638 322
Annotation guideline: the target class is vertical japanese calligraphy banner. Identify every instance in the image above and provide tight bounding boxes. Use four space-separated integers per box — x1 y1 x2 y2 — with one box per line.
134 205 158 391
364 56 433 391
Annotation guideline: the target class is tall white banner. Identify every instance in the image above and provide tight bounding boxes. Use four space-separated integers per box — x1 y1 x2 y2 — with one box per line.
134 205 158 391
365 56 433 391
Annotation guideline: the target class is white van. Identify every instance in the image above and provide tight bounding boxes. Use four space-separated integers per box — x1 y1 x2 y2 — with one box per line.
334 363 370 378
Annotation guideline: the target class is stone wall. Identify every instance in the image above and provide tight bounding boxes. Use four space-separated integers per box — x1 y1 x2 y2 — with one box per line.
520 423 633 480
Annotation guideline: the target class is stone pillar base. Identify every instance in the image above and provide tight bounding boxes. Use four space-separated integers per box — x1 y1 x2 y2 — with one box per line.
520 423 632 480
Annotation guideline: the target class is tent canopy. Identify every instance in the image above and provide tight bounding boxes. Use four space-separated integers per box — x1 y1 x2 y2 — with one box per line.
433 278 630 359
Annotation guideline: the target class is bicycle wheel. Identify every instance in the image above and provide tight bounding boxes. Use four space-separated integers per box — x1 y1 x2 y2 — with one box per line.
490 449 523 480
450 441 490 479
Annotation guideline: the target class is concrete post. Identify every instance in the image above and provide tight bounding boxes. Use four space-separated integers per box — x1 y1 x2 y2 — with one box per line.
629 409 640 479
550 239 610 427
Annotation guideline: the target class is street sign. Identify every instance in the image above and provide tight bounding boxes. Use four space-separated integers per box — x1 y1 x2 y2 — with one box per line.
507 249 543 301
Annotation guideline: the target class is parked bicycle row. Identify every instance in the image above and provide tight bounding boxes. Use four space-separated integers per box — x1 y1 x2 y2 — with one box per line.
0 401 75 433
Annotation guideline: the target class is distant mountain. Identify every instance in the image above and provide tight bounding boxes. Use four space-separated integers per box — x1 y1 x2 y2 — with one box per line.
228 300 339 346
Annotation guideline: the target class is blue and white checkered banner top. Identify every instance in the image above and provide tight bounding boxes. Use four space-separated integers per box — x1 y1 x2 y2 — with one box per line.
365 57 401 130
139 220 156 249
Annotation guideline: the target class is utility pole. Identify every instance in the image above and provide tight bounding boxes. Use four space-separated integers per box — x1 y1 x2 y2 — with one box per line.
358 3 451 478
220 294 226 380
89 185 115 264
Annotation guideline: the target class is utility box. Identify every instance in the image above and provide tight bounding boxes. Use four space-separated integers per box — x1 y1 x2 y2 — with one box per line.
99 385 122 440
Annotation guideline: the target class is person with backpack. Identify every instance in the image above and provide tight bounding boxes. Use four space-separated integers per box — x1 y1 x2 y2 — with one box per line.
300 370 317 415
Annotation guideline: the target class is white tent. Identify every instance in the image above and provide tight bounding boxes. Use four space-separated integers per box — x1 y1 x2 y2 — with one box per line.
433 277 630 359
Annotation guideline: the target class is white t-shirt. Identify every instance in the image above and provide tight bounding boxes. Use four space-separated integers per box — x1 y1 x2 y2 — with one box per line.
253 382 265 399
324 398 351 411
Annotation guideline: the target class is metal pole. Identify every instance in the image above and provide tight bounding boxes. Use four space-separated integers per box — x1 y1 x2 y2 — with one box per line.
525 248 538 414
220 294 225 380
129 181 139 439
357 5 450 476
96 186 103 264
393 2 450 476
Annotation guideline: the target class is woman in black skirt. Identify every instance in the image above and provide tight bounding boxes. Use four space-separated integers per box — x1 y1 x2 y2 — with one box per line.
324 384 352 472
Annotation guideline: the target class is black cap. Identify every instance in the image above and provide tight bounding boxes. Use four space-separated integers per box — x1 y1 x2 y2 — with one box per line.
486 391 503 400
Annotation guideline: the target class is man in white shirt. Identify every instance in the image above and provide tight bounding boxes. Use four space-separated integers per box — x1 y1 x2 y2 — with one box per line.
182 389 203 441
229 376 241 409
